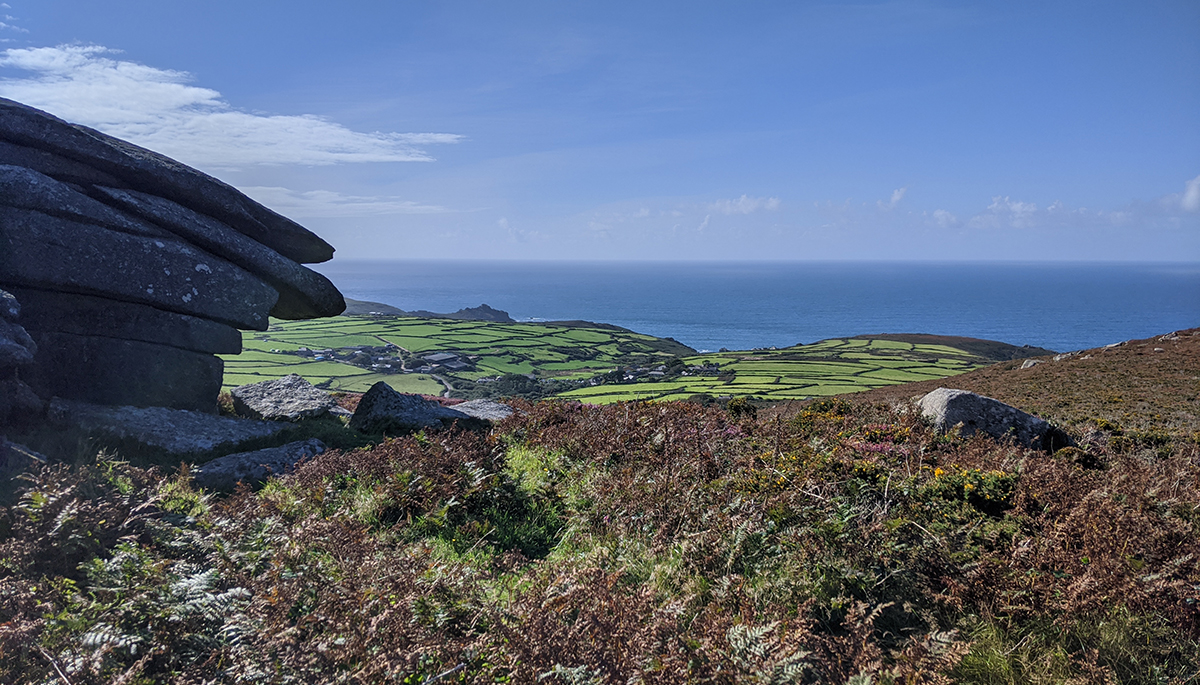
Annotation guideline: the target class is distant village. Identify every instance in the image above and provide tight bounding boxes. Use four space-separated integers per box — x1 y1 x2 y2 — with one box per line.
276 343 723 387
278 344 475 375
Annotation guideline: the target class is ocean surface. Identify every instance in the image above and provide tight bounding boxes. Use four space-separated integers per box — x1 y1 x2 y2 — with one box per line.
311 261 1200 354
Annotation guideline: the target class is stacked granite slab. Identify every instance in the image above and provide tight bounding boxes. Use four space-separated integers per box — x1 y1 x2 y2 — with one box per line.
0 98 345 413
0 288 42 425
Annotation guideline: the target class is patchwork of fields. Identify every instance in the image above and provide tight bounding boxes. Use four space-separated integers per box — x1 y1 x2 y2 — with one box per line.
220 315 694 394
557 337 988 403
220 315 1003 403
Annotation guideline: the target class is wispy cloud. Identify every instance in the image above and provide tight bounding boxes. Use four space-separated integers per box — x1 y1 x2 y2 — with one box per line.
878 186 906 209
239 187 451 218
931 208 957 228
1176 174 1200 213
0 5 25 40
708 194 781 214
0 45 462 170
966 196 1040 230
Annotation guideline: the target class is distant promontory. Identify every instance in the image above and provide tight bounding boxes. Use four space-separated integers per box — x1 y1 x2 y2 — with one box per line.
341 299 514 322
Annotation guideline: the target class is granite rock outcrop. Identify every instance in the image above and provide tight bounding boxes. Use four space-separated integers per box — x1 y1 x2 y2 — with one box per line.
0 288 42 425
0 98 345 413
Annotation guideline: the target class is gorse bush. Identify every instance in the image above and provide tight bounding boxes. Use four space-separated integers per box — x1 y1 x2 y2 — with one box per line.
2 396 1198 683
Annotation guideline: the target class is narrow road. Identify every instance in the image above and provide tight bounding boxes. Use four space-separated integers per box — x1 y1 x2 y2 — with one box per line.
432 374 454 398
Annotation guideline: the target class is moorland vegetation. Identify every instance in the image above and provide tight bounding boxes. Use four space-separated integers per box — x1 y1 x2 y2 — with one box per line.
2 329 1197 684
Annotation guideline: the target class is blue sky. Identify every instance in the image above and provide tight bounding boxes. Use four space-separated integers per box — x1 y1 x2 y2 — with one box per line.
1 1 1197 261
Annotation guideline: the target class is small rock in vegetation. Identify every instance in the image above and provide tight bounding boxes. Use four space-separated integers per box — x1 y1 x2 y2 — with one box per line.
452 399 514 422
192 438 326 491
349 381 471 434
231 373 337 421
1020 359 1042 369
918 387 1068 450
0 437 45 475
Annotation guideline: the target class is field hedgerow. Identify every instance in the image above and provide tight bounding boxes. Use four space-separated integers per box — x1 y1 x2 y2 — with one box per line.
2 384 1199 683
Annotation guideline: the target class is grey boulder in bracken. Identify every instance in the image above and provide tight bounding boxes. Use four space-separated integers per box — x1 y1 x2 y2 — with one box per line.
231 374 339 422
918 387 1070 451
192 438 327 491
349 382 476 434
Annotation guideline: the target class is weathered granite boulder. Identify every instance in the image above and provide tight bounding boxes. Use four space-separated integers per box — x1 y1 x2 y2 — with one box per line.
0 98 346 412
49 399 288 455
0 289 18 320
0 138 124 187
1 438 47 481
350 382 472 434
0 288 42 425
0 98 334 263
0 316 35 367
28 333 225 411
918 388 1068 451
453 399 515 423
94 187 343 319
192 438 326 491
0 164 169 238
231 374 338 421
0 203 278 330
10 288 241 355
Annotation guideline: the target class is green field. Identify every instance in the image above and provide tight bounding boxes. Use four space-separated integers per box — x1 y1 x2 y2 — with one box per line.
220 315 1001 403
556 337 989 404
221 315 695 395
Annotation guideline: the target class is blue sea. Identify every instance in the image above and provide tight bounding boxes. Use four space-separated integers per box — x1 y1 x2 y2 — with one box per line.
311 261 1200 354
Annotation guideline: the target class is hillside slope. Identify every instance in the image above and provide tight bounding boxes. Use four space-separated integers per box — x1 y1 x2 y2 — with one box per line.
854 333 1055 361
852 328 1200 434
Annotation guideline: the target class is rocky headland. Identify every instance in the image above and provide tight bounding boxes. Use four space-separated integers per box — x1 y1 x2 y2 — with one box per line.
342 298 515 322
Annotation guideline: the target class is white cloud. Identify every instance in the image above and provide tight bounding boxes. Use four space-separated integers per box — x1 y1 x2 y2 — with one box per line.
931 208 957 228
965 196 1039 230
239 186 451 218
708 194 781 215
1181 175 1200 213
0 45 462 170
878 186 907 209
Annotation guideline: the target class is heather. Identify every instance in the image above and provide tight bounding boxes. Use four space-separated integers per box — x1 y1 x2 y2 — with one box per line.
3 374 1198 685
